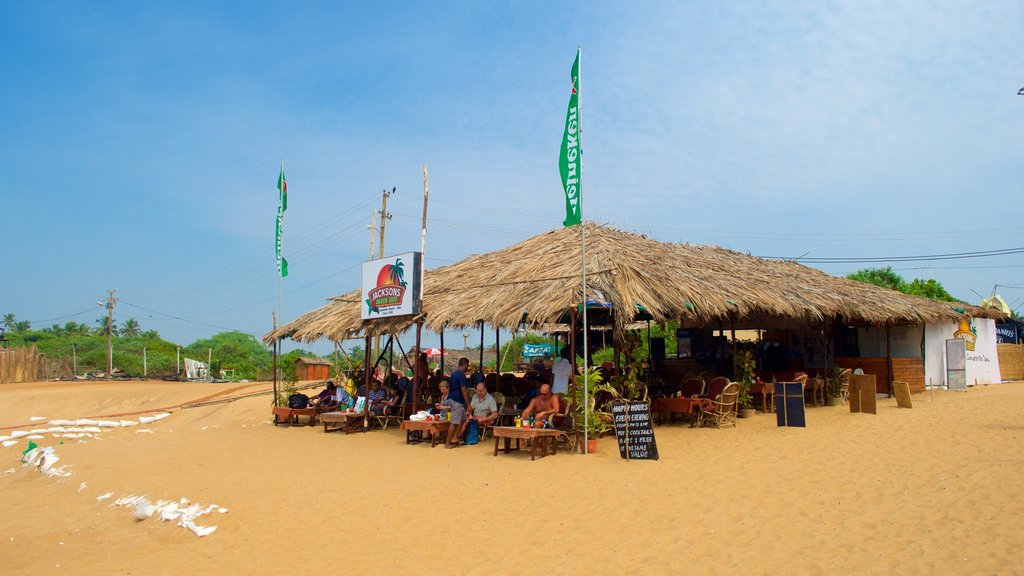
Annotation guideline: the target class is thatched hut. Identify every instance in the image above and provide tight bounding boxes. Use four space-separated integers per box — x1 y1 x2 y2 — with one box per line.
266 223 1002 392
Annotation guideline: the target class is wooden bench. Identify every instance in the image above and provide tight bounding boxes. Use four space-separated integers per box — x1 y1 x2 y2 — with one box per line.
272 406 318 426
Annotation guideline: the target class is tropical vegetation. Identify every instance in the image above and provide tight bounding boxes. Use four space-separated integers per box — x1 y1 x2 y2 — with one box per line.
846 266 960 302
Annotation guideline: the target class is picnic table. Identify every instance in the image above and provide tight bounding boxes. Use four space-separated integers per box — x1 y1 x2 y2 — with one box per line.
272 406 318 426
320 411 365 434
399 419 451 447
492 426 562 461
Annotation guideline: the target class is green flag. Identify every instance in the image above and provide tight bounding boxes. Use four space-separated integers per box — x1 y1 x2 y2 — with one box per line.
276 165 289 278
559 49 581 226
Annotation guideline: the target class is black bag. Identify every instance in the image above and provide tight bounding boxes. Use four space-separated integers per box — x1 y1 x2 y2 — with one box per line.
288 393 309 409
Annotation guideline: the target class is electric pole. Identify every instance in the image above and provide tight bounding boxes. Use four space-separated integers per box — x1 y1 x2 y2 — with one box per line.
106 289 115 380
367 209 377 259
374 187 395 360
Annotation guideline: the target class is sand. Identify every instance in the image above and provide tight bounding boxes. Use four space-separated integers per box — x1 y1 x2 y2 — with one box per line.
1 379 1022 575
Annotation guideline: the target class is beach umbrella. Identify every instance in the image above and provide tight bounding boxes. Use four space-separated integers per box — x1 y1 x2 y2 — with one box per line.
424 347 445 357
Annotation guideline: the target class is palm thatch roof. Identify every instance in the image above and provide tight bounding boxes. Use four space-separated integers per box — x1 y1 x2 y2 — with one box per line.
266 223 999 344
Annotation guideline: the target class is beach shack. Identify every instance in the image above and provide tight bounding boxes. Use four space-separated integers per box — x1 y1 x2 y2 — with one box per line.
294 357 331 381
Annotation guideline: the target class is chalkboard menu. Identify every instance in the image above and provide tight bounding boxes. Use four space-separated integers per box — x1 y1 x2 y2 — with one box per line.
610 401 659 460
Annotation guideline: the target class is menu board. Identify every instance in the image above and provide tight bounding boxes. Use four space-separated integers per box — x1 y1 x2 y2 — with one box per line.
610 401 659 461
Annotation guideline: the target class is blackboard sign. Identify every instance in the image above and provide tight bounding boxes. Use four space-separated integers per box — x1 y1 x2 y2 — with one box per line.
610 400 659 460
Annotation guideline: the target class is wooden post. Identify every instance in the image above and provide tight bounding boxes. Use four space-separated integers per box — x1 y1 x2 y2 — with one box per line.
730 316 737 379
413 321 422 413
479 321 485 374
363 332 372 431
495 328 501 373
886 324 893 397
440 324 446 376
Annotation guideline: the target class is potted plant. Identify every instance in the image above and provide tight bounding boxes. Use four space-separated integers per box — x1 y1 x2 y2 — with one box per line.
569 366 614 453
826 367 844 406
735 350 757 418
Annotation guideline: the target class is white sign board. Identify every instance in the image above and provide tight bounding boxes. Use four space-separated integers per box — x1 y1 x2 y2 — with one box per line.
360 252 422 320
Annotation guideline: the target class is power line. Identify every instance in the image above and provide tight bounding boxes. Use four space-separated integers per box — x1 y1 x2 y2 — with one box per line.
766 246 1024 264
119 300 259 336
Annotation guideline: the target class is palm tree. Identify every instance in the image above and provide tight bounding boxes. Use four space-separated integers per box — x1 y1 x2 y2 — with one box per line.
2 313 15 331
120 318 141 338
13 320 30 332
95 316 116 336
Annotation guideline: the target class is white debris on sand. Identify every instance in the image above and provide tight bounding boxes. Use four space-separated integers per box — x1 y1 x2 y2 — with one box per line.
3 440 19 448
96 492 113 502
29 416 47 422
119 420 138 427
135 429 153 434
21 446 72 478
111 495 223 537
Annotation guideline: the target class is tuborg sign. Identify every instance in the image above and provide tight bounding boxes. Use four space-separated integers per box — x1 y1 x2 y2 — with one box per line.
361 252 422 320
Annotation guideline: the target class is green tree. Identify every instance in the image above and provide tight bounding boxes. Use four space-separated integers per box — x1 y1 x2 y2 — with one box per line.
120 318 141 338
94 316 116 336
846 267 962 303
904 278 959 302
2 313 16 331
13 320 30 332
184 331 273 380
846 266 905 291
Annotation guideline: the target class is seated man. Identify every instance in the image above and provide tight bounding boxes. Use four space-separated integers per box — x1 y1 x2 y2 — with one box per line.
520 383 560 427
311 382 339 412
460 382 498 437
333 385 354 411
368 380 389 416
435 380 467 449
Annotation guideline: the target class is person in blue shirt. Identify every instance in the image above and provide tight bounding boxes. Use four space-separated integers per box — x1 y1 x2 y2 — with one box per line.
448 357 472 407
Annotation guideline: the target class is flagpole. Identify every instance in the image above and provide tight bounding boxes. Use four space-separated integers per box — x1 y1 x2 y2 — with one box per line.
278 160 284 346
576 46 590 455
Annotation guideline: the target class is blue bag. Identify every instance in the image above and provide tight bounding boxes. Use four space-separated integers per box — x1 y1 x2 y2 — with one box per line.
465 420 479 445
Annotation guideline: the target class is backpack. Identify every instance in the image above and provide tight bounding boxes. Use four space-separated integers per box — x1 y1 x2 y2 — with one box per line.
288 393 309 409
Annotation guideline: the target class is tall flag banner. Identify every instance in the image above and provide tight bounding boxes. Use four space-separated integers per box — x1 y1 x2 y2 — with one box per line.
275 165 289 278
559 49 582 227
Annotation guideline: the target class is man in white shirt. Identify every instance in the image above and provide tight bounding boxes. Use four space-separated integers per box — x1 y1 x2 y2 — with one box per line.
551 347 574 395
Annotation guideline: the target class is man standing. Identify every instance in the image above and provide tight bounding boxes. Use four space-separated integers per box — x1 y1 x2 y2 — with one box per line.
551 347 574 396
449 357 472 407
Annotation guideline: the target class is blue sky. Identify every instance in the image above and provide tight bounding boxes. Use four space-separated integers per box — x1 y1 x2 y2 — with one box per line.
2 1 1022 353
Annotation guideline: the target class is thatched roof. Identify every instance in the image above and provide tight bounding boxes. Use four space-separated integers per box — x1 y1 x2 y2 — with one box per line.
266 223 999 343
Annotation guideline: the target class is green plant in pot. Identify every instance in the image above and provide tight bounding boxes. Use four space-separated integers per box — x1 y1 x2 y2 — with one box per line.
735 350 757 417
826 367 844 406
569 366 615 452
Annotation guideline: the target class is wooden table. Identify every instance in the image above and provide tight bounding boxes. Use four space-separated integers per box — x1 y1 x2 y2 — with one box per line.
651 397 709 427
492 426 562 460
320 411 366 434
272 406 317 426
399 419 451 447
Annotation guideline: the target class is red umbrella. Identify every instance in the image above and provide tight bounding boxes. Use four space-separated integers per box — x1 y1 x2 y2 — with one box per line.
424 348 446 357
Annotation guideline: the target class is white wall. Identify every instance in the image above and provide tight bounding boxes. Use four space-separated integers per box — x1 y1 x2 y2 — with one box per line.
924 318 1001 387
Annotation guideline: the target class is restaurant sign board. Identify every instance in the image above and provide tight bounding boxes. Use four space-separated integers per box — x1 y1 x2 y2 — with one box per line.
996 323 1018 344
361 252 422 320
610 400 659 460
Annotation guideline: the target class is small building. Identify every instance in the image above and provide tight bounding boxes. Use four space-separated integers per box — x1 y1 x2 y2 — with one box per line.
294 357 331 381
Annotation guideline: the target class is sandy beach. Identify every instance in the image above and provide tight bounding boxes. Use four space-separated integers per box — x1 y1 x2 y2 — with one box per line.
2 379 1022 575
